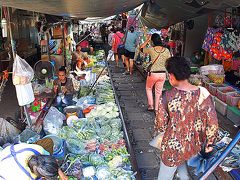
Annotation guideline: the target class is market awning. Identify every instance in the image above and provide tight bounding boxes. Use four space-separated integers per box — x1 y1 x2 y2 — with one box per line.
141 0 240 28
0 0 146 18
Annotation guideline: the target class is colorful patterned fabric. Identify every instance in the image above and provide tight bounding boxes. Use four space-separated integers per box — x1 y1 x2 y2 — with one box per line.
155 87 218 167
202 27 222 52
220 31 239 52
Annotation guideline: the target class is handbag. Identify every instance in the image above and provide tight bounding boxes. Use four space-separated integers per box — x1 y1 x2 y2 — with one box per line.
146 50 162 74
149 132 164 150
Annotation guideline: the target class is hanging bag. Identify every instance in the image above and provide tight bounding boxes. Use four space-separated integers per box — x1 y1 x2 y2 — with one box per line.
12 55 35 106
145 49 163 75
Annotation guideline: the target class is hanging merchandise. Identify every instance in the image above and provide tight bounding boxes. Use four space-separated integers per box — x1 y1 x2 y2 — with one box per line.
1 18 7 37
12 55 34 85
209 32 224 61
220 30 240 52
202 27 222 52
13 55 35 106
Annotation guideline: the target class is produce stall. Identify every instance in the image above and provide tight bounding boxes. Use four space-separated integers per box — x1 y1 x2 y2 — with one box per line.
4 50 138 180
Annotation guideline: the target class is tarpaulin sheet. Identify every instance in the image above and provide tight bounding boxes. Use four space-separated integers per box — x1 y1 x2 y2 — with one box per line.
141 0 240 28
0 0 145 18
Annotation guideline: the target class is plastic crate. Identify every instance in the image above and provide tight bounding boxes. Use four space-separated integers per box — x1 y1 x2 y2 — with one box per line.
209 74 225 84
211 95 215 107
226 92 240 107
202 80 212 91
209 84 227 96
227 106 240 126
215 97 227 116
216 86 236 102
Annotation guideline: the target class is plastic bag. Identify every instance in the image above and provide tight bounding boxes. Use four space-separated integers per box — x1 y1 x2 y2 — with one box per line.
76 96 96 106
43 107 65 135
15 83 35 106
12 54 34 85
107 50 115 61
0 118 20 145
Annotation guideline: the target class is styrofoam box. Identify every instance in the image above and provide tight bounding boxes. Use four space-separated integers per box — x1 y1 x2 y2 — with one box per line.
215 97 227 116
227 107 240 126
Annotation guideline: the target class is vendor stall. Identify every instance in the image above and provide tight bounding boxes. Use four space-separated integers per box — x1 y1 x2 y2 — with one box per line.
1 49 138 179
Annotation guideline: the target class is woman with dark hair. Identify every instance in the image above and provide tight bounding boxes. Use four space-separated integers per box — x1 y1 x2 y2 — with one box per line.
0 143 68 180
155 57 218 180
112 28 124 67
140 33 171 111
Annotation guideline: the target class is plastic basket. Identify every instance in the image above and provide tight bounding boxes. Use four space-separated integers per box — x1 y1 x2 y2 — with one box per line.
43 135 66 160
208 74 225 84
227 106 240 126
215 97 227 116
19 129 40 143
226 92 240 107
209 84 227 96
216 86 236 102
200 65 224 75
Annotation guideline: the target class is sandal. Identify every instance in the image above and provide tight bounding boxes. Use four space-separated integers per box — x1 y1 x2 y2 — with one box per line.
148 106 154 111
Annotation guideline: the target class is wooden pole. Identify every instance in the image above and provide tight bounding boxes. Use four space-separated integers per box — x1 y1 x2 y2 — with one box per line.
62 20 66 66
46 32 51 61
7 7 32 127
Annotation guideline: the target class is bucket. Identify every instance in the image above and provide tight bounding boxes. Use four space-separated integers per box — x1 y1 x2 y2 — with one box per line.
43 135 66 160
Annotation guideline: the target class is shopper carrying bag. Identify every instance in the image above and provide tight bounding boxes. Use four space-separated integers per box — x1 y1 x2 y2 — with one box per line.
140 33 171 111
154 57 218 180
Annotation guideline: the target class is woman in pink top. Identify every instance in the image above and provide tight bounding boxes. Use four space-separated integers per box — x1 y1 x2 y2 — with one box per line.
112 29 124 67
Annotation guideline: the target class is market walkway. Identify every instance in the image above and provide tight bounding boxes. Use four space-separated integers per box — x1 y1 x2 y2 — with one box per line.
108 61 235 180
108 61 159 179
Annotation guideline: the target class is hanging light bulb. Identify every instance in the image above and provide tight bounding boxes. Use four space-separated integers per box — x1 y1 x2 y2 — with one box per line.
1 18 7 37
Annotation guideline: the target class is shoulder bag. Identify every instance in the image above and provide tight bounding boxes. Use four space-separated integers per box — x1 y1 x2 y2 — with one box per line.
146 49 163 75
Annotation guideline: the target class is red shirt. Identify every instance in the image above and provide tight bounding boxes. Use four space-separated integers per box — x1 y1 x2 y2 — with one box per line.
112 32 124 53
79 40 89 48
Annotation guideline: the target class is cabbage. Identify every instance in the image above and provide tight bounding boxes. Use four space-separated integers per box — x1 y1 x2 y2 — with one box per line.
66 139 86 154
58 126 77 139
96 166 111 180
88 153 106 166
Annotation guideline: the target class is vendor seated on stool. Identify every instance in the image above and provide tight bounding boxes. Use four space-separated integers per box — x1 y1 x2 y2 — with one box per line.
54 66 75 111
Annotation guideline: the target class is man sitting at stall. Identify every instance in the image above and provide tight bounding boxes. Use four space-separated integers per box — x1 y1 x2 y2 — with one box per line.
72 45 88 70
54 67 75 111
0 142 68 180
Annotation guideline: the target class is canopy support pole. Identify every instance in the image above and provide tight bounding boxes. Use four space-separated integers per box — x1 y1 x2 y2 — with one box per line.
62 20 66 66
7 7 32 127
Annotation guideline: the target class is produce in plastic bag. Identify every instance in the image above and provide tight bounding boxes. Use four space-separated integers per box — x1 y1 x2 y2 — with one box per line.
43 107 65 135
76 96 96 105
107 50 115 61
58 126 77 139
96 166 111 180
0 118 20 144
82 166 96 177
66 139 86 154
62 157 82 179
12 54 34 85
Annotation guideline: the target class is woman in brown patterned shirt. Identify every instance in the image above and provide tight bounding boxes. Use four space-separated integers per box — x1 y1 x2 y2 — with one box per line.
155 57 218 180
